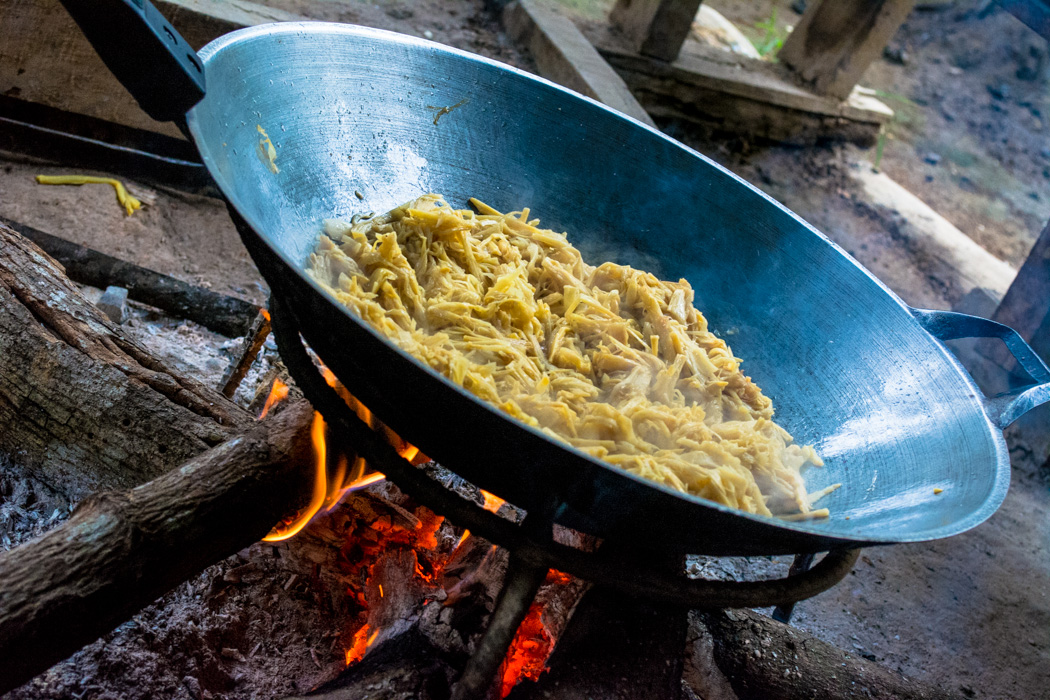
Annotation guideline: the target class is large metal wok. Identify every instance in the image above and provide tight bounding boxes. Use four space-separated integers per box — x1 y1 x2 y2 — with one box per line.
63 5 1049 557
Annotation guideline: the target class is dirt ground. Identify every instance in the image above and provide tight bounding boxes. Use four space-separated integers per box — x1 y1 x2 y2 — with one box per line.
1 1 1049 699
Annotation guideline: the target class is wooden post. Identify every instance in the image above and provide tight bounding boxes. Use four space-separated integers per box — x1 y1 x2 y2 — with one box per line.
609 0 704 62
778 0 916 100
994 223 1050 361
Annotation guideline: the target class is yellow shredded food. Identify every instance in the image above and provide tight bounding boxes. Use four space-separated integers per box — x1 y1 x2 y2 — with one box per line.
35 175 141 216
307 194 828 518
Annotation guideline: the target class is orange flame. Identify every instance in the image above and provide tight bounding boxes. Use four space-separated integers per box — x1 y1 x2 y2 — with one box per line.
263 412 328 541
258 378 289 419
260 356 424 540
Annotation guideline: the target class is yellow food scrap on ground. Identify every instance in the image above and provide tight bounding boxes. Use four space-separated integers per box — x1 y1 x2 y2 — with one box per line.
35 175 142 216
307 194 831 519
257 125 280 174
934 487 944 494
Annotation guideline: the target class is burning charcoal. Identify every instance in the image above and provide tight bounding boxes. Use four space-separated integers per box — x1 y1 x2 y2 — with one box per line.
97 285 129 324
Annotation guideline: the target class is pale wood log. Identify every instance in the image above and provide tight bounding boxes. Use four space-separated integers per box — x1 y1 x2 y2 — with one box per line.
779 0 916 100
503 0 656 126
609 0 704 62
0 0 303 139
0 220 253 499
0 398 316 696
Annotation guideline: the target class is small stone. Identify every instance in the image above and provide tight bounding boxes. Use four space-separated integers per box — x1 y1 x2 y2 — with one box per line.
422 29 434 40
790 0 807 14
883 45 908 65
987 83 1010 100
923 152 942 166
97 285 129 324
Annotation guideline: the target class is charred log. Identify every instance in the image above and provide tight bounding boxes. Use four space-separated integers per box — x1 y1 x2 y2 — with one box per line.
695 608 963 700
0 216 260 337
0 220 253 498
0 398 315 695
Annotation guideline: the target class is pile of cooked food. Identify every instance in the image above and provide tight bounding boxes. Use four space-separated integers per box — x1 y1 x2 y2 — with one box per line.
307 194 831 519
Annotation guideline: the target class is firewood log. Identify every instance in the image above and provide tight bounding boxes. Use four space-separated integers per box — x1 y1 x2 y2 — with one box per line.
694 608 963 700
0 398 315 695
0 220 254 499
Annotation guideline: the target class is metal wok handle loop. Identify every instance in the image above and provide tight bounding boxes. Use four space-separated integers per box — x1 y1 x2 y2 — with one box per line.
57 0 206 124
910 308 1050 429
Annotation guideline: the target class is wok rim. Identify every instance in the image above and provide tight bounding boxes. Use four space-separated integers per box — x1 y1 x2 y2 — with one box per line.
188 21 1012 550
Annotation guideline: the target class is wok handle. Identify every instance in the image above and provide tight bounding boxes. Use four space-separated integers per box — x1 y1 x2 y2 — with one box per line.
910 308 1050 429
57 0 205 123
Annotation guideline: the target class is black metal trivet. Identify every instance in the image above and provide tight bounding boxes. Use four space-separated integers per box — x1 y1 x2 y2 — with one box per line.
269 296 859 700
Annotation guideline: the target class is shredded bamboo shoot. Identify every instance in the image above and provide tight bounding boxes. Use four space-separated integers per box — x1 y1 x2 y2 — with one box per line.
307 195 830 518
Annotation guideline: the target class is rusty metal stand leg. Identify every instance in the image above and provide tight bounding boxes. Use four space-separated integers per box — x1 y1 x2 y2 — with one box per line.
771 552 817 623
450 553 548 700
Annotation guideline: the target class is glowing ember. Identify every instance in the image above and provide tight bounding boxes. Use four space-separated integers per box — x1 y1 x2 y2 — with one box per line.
263 411 328 541
480 490 505 514
499 603 552 697
344 624 372 666
258 378 289 419
498 569 574 696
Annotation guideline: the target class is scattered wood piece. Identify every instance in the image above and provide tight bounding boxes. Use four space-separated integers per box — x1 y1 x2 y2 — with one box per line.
779 0 917 100
0 219 253 499
696 608 963 700
609 0 703 62
221 308 272 397
1 216 259 337
0 398 316 696
504 0 656 126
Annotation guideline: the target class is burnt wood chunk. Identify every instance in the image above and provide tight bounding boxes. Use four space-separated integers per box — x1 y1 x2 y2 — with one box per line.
779 0 916 99
510 584 688 700
0 220 253 499
609 0 704 62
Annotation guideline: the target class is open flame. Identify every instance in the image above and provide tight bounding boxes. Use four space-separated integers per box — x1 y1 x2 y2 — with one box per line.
256 362 571 691
263 411 329 542
256 365 422 542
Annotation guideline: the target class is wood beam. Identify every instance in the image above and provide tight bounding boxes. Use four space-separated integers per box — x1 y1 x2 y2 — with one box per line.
778 0 916 100
504 0 656 126
609 0 704 62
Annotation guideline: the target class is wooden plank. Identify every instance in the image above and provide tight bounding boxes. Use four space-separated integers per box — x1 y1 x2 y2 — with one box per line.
504 0 656 126
994 223 1050 360
581 19 891 145
0 0 302 139
778 0 916 100
609 0 704 62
